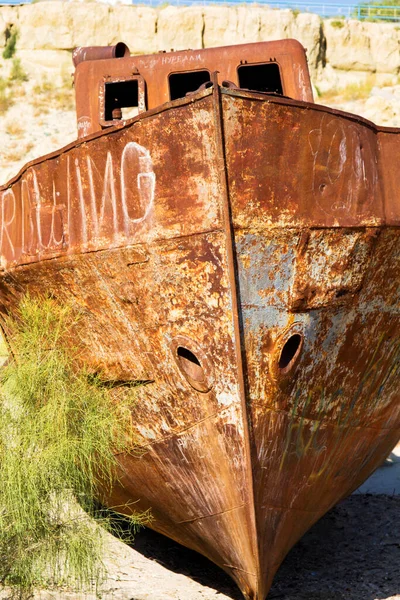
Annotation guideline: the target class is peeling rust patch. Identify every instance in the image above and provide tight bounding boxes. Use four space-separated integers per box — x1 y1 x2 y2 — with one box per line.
290 228 380 310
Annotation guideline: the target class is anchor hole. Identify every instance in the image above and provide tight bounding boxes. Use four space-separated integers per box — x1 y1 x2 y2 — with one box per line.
278 334 302 371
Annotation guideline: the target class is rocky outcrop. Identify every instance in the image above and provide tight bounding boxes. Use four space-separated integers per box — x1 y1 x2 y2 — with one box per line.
0 2 400 86
324 18 400 74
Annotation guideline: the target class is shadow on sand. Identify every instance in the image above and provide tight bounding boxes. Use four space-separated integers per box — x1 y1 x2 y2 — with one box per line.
129 494 399 600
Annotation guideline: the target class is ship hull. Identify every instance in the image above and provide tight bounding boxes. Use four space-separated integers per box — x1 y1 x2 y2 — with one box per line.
0 86 399 599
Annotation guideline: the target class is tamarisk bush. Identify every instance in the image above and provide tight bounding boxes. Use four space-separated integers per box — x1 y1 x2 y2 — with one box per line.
0 295 146 598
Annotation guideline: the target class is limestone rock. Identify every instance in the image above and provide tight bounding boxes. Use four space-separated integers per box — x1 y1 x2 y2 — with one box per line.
65 2 112 48
17 49 72 81
325 19 372 71
202 6 239 48
325 18 400 74
109 6 158 55
364 86 400 126
156 6 203 52
235 7 262 45
17 2 73 50
369 23 400 74
0 5 17 35
292 12 323 70
258 9 294 43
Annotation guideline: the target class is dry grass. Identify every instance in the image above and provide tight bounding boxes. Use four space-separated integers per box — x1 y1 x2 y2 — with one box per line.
0 334 8 359
0 59 28 115
0 77 14 115
32 73 74 116
5 120 24 137
320 75 377 103
319 74 397 104
2 29 17 60
2 141 34 163
9 58 28 83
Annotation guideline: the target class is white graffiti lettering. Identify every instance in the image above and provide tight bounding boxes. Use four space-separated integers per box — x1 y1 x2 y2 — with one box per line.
0 140 156 268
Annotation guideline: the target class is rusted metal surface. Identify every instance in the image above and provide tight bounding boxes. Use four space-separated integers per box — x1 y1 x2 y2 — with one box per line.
223 88 400 597
0 41 399 600
72 42 130 67
73 40 313 137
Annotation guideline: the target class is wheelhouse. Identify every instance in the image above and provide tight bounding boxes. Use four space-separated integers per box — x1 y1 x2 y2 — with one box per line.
73 39 313 138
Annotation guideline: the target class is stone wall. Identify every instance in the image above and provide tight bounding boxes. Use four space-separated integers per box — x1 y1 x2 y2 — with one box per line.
0 2 399 89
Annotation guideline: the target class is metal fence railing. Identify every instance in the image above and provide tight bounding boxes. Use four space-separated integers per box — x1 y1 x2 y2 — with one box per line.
265 0 400 19
138 0 400 21
0 0 399 22
138 0 357 16
355 3 400 18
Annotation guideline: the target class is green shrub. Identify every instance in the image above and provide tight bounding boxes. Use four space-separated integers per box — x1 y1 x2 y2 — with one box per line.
0 295 147 599
9 58 28 83
330 19 345 28
3 28 18 60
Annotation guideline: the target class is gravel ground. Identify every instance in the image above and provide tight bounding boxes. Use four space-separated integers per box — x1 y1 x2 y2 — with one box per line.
104 492 400 600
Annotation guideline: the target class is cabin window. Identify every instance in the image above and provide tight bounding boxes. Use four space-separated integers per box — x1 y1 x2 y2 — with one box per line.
169 70 211 101
104 80 139 121
100 75 146 128
237 63 283 95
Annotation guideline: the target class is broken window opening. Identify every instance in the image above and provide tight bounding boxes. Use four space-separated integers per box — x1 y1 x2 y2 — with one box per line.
104 79 139 122
169 70 211 101
237 63 283 95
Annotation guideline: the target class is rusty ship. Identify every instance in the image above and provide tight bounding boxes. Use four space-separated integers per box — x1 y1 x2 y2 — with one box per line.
0 39 399 600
